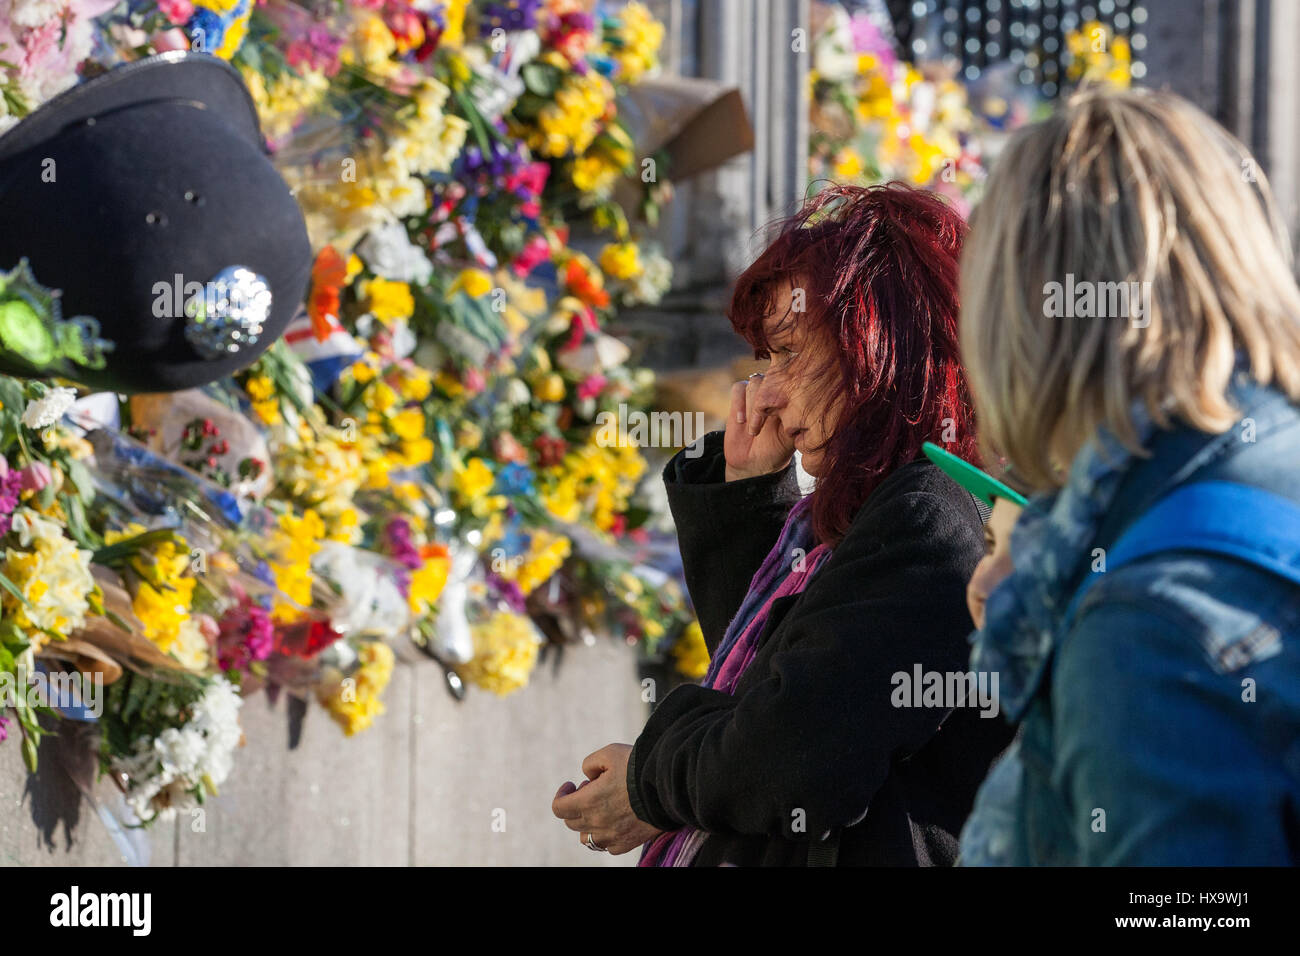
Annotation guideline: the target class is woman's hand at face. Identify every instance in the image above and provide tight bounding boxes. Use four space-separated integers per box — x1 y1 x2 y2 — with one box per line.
724 375 795 481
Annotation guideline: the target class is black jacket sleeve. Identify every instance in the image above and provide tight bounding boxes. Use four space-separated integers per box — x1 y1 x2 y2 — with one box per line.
662 430 803 655
628 463 983 841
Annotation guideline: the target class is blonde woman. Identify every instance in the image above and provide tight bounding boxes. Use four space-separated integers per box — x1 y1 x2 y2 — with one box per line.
957 87 1300 865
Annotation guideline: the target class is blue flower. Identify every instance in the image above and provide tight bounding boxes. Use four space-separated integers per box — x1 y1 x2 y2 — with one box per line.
494 462 535 496
187 9 228 53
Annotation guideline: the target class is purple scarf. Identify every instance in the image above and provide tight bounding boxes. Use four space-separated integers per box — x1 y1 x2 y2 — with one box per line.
639 495 832 867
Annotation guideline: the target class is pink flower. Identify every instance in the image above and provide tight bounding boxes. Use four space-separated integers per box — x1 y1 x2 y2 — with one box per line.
506 162 550 197
511 235 551 278
157 0 194 24
18 461 52 493
463 367 486 394
577 374 607 401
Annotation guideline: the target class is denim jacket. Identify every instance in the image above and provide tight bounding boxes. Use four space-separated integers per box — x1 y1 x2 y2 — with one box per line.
960 370 1300 865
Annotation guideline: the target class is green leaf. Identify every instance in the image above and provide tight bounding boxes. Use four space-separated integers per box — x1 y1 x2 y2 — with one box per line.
92 527 177 566
60 492 101 550
65 457 96 506
511 91 547 121
622 506 651 531
0 568 30 608
521 62 561 98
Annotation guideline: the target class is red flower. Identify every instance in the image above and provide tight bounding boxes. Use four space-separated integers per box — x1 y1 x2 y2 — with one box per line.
533 435 568 468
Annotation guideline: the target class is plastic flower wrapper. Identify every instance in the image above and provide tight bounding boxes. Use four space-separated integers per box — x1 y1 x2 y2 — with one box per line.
82 427 248 532
246 7 472 248
426 536 480 663
312 539 412 640
91 519 223 674
99 669 243 825
459 20 539 122
73 421 349 685
126 389 273 501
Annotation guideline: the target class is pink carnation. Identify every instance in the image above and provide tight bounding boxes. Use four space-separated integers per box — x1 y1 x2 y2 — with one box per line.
577 374 607 401
157 0 194 24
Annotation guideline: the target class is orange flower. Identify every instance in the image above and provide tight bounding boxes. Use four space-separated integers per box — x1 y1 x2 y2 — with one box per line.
308 246 348 341
564 258 609 309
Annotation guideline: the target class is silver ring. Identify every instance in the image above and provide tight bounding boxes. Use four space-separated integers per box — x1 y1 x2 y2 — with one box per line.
747 371 764 380
586 834 605 851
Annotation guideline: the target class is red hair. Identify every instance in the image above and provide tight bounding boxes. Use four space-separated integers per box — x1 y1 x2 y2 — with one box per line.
728 182 980 545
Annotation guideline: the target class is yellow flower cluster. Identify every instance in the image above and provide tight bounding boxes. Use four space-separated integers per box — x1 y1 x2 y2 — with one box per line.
499 529 572 596
102 524 199 658
386 78 471 184
408 550 451 617
571 153 619 196
244 373 280 427
606 2 664 84
344 356 436 487
278 425 366 543
362 277 415 323
446 267 494 299
281 72 467 246
1 509 96 652
672 619 710 680
598 241 642 281
833 147 864 180
270 509 327 623
452 457 507 518
1066 21 1133 88
239 66 330 146
457 610 541 696
539 434 646 533
524 57 614 158
319 640 396 736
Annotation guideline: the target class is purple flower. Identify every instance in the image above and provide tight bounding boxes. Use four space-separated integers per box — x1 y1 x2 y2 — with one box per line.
488 572 528 614
384 517 423 570
0 470 23 538
478 0 542 36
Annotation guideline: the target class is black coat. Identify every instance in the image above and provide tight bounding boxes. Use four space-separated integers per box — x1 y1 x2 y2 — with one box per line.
626 431 1015 865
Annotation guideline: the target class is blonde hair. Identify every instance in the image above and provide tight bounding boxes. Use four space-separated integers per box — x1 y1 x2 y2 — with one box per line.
960 86 1300 491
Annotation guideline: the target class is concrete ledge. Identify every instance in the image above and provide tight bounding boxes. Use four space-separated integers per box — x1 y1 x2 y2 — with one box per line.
1 639 649 866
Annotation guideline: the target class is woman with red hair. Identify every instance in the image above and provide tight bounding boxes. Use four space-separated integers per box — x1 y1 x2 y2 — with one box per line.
552 183 1013 866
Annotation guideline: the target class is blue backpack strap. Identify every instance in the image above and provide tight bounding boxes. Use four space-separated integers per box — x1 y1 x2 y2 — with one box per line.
1066 481 1300 624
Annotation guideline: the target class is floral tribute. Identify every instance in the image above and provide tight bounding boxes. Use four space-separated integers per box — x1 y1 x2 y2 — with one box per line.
0 0 702 824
